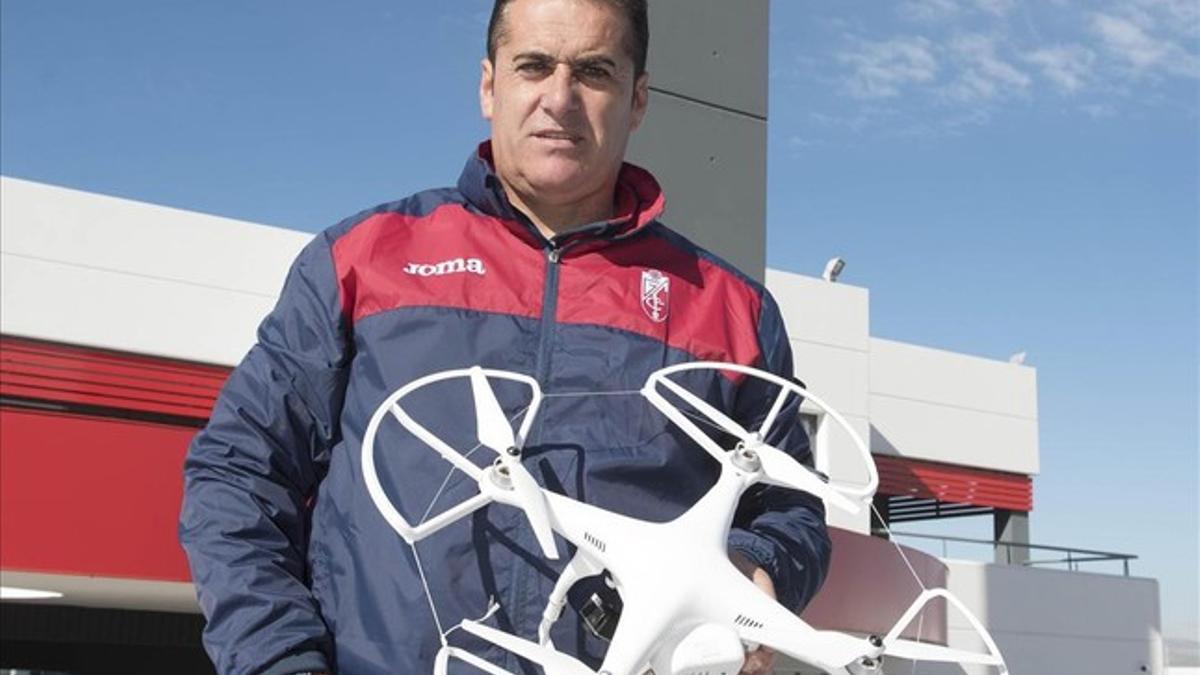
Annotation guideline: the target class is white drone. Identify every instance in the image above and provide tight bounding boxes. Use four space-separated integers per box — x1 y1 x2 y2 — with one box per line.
362 362 1009 674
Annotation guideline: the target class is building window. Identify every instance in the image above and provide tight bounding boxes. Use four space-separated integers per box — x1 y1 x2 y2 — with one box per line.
798 411 825 473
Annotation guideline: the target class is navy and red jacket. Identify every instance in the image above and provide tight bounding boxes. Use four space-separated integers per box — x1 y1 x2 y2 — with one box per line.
180 143 831 675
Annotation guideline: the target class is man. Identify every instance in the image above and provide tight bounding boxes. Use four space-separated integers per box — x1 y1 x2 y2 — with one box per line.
180 1 831 673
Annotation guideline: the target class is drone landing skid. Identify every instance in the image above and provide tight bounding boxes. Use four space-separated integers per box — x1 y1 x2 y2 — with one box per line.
438 619 748 675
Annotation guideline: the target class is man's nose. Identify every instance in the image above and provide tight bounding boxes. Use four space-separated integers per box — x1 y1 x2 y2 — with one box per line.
541 65 580 117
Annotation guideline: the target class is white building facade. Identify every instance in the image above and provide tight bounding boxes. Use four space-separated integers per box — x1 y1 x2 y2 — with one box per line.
0 177 1164 673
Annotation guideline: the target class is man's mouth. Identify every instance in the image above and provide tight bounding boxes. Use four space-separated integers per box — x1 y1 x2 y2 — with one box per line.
533 130 582 143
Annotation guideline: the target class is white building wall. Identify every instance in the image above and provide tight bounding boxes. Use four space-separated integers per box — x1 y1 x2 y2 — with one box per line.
765 268 1040 494
899 561 1165 675
870 338 1040 475
0 176 309 366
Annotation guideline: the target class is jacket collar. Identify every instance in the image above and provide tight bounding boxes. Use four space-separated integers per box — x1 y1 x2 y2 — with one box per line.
457 141 666 253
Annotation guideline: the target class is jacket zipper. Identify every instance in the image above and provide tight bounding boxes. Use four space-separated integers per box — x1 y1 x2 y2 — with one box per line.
535 244 562 388
508 242 560 654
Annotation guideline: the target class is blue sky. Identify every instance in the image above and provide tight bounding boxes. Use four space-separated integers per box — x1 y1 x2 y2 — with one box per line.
2 0 1196 646
767 0 1198 646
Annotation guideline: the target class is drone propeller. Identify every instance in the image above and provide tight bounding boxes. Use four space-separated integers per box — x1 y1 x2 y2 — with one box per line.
471 366 518 452
654 375 862 514
753 443 861 514
469 367 559 559
460 619 596 675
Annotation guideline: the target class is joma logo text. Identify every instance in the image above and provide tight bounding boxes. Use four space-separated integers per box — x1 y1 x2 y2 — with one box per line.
404 258 486 277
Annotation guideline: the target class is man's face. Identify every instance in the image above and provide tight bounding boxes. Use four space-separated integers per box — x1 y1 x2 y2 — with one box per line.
480 0 649 211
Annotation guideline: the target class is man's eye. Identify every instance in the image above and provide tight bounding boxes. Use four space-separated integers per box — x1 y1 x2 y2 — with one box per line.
517 61 551 74
578 66 612 80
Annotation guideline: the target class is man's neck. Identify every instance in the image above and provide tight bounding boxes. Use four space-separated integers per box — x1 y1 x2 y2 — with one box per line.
501 180 617 241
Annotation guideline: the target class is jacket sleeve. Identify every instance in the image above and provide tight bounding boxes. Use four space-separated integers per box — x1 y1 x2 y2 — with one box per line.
726 289 833 613
180 232 350 675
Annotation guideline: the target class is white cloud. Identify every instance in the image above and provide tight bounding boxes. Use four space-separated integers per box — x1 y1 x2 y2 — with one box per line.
1093 13 1166 68
1092 12 1200 78
1132 0 1200 37
1024 45 1097 93
805 0 1197 137
899 0 1017 21
943 34 1032 102
898 0 961 23
973 0 1017 17
838 36 939 99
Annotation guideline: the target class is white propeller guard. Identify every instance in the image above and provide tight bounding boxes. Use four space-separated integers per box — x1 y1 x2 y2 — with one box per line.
362 367 542 545
641 361 879 511
882 588 1009 672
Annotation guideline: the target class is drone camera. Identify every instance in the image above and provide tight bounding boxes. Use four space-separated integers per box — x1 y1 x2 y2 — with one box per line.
580 591 621 642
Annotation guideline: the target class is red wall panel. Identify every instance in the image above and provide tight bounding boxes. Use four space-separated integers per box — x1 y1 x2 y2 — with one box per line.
0 409 195 581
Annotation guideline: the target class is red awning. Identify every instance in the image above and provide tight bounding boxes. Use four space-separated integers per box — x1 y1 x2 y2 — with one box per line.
874 454 1033 512
0 336 229 422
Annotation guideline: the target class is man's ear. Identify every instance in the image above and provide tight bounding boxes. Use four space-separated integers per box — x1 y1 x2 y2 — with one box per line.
630 71 650 131
480 58 496 121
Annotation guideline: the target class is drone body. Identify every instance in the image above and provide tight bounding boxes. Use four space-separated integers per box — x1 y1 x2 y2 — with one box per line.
362 363 1008 675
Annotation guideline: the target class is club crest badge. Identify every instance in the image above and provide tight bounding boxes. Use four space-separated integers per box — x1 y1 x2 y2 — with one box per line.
640 269 670 323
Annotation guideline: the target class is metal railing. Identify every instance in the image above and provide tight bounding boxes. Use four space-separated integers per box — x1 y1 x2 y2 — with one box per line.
879 530 1138 576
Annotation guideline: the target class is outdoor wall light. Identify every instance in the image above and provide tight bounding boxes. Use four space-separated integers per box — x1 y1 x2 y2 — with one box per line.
823 257 845 282
0 586 64 600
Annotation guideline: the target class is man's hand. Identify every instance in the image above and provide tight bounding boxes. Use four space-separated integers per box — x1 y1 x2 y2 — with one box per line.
729 551 778 675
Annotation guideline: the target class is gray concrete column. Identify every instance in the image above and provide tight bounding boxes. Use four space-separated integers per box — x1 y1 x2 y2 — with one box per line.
994 509 1030 564
627 0 769 280
870 495 890 538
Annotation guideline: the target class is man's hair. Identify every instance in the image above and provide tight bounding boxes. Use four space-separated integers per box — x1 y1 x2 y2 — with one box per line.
486 0 649 78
